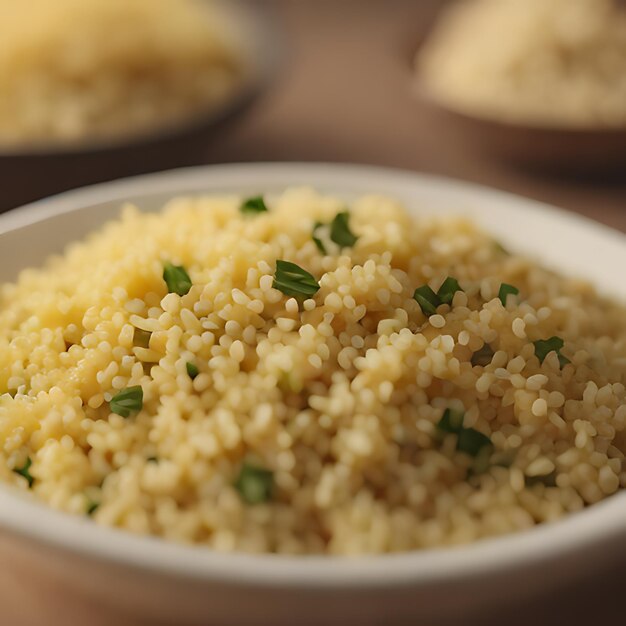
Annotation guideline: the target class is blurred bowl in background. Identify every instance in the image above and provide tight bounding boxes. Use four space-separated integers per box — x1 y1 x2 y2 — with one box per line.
409 0 626 177
0 1 283 212
412 80 626 177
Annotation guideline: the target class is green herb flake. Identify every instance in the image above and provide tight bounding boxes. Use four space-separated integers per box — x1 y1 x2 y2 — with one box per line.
109 386 143 418
436 276 462 305
413 285 439 316
240 195 269 215
437 409 493 458
163 262 192 297
471 343 495 367
498 283 519 307
133 328 152 349
234 462 273 504
457 428 493 457
437 408 465 434
13 457 34 487
86 499 99 516
312 221 327 254
186 362 199 380
273 260 320 299
330 211 358 248
147 456 159 463
533 336 570 368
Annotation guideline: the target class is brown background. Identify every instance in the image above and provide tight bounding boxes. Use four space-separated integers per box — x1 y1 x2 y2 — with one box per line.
1 1 624 625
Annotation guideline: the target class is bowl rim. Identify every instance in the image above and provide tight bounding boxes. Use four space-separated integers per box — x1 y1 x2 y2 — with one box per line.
0 162 624 589
0 0 283 158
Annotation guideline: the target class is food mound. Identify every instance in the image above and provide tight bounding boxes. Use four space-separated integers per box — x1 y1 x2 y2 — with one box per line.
1 189 624 554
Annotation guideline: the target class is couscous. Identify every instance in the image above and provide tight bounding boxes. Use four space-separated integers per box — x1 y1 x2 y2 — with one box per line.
0 188 624 554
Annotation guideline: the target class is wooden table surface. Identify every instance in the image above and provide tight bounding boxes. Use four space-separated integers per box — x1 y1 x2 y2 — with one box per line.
2 2 624 625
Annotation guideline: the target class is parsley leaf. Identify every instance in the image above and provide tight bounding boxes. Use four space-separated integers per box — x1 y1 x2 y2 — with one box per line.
110 386 143 418
240 196 269 215
163 262 192 296
533 336 570 368
234 462 273 504
498 283 519 307
273 260 320 298
186 362 199 380
13 457 34 488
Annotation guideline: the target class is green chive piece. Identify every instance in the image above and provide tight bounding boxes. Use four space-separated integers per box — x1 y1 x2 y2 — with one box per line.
234 462 273 504
273 260 320 298
437 408 465 434
133 328 152 349
437 410 493 458
86 499 99 516
312 221 327 254
110 386 143 418
147 456 159 463
471 343 495 367
533 336 570 368
413 285 439 316
436 277 462 305
330 211 358 248
163 262 192 297
240 195 269 215
498 283 519 307
457 428 493 457
186 362 199 380
13 457 34 488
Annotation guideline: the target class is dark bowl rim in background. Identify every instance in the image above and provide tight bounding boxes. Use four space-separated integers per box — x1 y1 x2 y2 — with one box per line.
0 0 285 159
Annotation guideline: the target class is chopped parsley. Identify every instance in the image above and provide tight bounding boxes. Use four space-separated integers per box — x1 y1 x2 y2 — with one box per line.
436 409 493 458
471 343 495 367
330 211 358 248
234 462 273 504
413 285 439 316
456 428 493 457
312 211 358 254
163 262 192 296
437 408 465 434
86 499 99 516
414 276 462 316
312 221 326 253
240 195 269 215
273 260 320 298
533 336 570 368
109 386 143 418
498 283 519 307
133 328 152 349
13 457 34 487
437 277 462 305
186 362 199 380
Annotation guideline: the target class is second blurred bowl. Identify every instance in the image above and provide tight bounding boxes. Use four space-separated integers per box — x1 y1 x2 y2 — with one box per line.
0 0 283 212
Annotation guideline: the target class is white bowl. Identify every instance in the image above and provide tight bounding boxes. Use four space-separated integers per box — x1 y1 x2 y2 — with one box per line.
0 164 624 626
